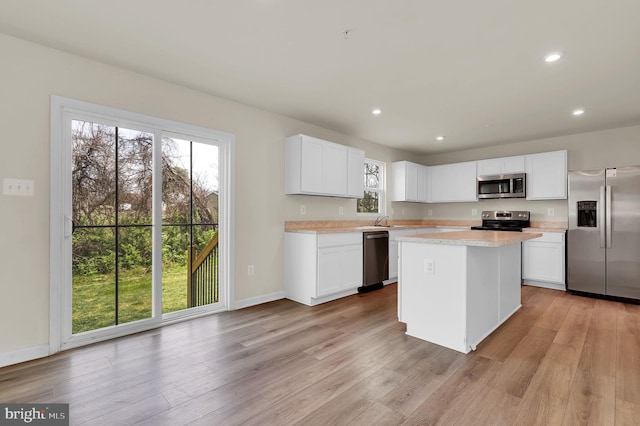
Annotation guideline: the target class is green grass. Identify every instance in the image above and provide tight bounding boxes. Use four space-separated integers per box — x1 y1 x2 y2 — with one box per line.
72 265 191 334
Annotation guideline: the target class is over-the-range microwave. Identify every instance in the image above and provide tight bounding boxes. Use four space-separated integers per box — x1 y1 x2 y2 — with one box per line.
477 173 526 199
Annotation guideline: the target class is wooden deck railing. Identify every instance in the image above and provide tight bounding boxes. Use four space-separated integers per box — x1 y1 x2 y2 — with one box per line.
187 232 219 307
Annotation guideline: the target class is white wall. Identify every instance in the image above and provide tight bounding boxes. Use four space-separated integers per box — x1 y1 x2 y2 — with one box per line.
418 125 640 222
0 34 421 359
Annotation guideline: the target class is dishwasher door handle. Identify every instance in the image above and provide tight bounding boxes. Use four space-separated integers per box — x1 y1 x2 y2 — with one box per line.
365 234 388 239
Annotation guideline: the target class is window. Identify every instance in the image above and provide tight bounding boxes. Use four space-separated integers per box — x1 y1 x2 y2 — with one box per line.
357 159 385 214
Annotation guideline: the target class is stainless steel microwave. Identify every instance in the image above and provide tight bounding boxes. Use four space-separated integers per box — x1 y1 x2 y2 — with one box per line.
477 173 526 199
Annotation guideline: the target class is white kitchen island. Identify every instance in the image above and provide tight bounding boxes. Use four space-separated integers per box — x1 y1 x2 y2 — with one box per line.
397 230 541 354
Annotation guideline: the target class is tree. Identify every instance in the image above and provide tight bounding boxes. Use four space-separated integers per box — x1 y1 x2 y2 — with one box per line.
71 120 218 274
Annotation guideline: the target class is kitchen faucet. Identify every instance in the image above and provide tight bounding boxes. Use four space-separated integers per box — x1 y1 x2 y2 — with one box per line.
374 215 389 226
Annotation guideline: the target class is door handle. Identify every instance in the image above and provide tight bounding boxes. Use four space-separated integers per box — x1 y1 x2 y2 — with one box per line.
599 186 605 248
64 216 73 237
606 185 612 248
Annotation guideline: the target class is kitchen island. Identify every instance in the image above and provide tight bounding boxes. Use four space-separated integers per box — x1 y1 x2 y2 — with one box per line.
397 230 541 353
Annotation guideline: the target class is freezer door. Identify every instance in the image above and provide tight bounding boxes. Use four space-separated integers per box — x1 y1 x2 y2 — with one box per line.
567 170 606 294
606 167 640 299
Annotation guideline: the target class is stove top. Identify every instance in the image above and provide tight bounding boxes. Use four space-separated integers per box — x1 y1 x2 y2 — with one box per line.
472 210 530 232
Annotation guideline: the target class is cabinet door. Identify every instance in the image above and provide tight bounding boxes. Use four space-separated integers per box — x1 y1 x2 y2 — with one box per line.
347 148 364 198
300 137 325 193
477 158 503 176
523 241 565 284
340 244 363 290
405 162 419 201
502 156 525 173
526 151 567 200
317 247 343 296
453 162 477 201
388 239 399 279
323 142 348 195
430 164 454 202
417 165 430 202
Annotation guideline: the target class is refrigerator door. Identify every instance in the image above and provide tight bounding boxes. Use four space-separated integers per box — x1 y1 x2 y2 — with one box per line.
567 170 606 294
605 166 640 299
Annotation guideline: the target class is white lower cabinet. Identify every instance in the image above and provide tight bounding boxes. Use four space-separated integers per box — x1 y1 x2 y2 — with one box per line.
522 232 566 291
285 232 362 306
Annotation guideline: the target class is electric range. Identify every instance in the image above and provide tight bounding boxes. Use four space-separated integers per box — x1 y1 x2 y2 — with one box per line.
470 210 530 232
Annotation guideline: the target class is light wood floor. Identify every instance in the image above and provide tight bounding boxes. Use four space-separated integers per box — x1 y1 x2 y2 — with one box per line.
2 284 640 425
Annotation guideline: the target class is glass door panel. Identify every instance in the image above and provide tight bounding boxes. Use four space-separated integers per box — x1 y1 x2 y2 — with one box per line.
162 137 220 315
71 120 154 335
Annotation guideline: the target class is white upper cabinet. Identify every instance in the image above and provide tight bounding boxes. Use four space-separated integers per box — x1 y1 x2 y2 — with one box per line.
417 164 431 202
430 161 477 203
347 148 365 198
525 150 568 200
477 156 525 176
391 161 419 202
285 134 364 198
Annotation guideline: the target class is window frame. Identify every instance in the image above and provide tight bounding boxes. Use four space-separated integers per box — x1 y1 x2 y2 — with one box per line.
357 158 386 216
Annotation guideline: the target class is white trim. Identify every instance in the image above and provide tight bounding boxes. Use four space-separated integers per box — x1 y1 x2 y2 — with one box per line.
0 345 50 369
50 95 235 355
232 292 285 310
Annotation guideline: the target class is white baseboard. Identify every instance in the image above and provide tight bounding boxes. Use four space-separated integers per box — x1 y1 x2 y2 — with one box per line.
523 280 566 291
0 345 50 369
232 291 285 310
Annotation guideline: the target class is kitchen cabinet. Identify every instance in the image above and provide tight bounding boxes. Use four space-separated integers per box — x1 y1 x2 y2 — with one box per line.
477 156 525 176
347 148 365 198
522 231 565 291
525 150 567 200
430 161 477 203
391 161 430 202
417 165 431 202
285 134 364 198
285 232 362 306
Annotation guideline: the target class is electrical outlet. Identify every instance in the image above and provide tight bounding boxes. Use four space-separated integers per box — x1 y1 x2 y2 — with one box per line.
424 259 435 275
300 205 306 215
402 208 406 216
427 209 433 216
547 208 555 217
339 206 344 215
247 265 255 276
472 208 478 216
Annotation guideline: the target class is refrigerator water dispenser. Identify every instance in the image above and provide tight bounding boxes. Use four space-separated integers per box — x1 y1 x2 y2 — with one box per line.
577 201 597 227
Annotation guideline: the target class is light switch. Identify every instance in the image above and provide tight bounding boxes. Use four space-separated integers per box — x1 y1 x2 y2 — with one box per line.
3 178 35 196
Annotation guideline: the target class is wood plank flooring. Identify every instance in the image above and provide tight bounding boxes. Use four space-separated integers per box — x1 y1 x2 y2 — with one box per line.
2 284 640 425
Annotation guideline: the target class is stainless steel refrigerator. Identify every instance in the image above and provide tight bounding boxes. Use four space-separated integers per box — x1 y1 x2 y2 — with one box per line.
568 167 640 299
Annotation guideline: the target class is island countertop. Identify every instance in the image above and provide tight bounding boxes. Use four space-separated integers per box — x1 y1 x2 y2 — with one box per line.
397 230 542 247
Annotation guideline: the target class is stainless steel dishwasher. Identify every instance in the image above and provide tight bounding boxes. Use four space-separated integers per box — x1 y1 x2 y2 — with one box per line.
359 230 389 293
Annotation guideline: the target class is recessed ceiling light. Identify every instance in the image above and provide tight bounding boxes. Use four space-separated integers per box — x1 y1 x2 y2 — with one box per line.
372 108 382 115
544 52 562 63
572 108 585 116
436 136 445 141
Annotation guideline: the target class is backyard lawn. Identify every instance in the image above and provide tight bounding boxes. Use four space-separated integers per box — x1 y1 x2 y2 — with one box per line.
72 266 189 334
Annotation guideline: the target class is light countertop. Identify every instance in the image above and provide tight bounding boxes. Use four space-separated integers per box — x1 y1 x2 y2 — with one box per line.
397 230 543 247
285 225 464 234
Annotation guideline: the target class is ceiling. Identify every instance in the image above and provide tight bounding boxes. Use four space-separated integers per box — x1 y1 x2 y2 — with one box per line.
1 1 639 154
